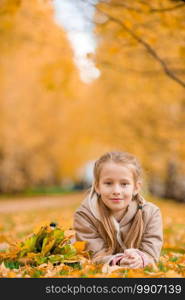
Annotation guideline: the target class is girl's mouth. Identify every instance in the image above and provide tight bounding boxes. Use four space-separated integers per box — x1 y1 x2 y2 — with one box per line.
111 198 122 202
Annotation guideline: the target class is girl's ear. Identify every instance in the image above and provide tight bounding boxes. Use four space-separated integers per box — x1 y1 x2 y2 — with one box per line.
134 181 141 195
94 183 100 195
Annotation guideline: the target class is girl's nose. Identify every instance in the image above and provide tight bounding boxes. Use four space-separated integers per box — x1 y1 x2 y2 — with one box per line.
112 184 121 194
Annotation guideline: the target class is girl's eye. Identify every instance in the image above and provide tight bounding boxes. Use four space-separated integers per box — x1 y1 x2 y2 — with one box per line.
105 182 112 185
121 183 129 186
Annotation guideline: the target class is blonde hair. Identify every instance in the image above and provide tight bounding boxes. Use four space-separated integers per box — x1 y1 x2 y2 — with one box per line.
88 151 144 258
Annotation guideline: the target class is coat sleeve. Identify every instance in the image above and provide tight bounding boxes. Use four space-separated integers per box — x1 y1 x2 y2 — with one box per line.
73 211 116 264
139 207 163 263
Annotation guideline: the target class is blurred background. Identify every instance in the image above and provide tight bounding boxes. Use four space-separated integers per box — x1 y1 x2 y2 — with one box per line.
0 0 185 203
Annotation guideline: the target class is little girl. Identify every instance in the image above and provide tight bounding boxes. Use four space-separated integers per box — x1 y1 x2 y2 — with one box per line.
73 151 163 268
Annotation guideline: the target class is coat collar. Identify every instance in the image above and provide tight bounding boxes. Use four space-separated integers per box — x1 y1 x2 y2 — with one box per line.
86 193 101 220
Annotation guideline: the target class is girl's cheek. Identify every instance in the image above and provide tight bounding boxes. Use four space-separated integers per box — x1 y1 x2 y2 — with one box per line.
126 186 134 192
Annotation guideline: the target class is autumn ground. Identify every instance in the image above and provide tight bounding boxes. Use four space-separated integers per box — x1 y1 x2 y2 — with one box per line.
0 192 185 278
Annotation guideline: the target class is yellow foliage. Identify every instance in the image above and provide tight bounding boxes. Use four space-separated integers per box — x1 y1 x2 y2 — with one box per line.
73 241 87 253
0 0 185 190
7 271 17 278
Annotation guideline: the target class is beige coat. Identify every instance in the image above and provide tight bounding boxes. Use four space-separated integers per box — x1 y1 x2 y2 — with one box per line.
73 194 163 265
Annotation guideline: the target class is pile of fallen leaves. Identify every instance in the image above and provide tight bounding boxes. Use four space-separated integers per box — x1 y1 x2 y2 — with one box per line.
0 222 185 278
0 222 93 277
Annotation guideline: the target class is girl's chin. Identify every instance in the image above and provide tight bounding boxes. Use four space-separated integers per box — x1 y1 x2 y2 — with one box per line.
110 203 127 209
110 202 130 210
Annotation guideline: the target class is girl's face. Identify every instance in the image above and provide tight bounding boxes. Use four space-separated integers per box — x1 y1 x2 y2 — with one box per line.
95 162 141 217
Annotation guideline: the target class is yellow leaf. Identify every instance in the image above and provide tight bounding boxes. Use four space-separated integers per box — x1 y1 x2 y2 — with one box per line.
33 221 50 235
165 270 182 278
127 269 145 278
41 238 55 256
73 241 86 252
7 271 17 278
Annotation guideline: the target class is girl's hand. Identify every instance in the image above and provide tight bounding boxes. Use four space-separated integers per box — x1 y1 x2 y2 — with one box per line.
119 249 143 269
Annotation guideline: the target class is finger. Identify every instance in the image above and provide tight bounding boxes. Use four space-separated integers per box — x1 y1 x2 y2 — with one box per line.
120 260 135 267
120 260 142 269
129 258 143 269
124 252 138 259
123 252 131 258
120 258 133 264
121 254 137 260
124 252 134 257
120 261 130 267
120 257 141 267
121 256 140 263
